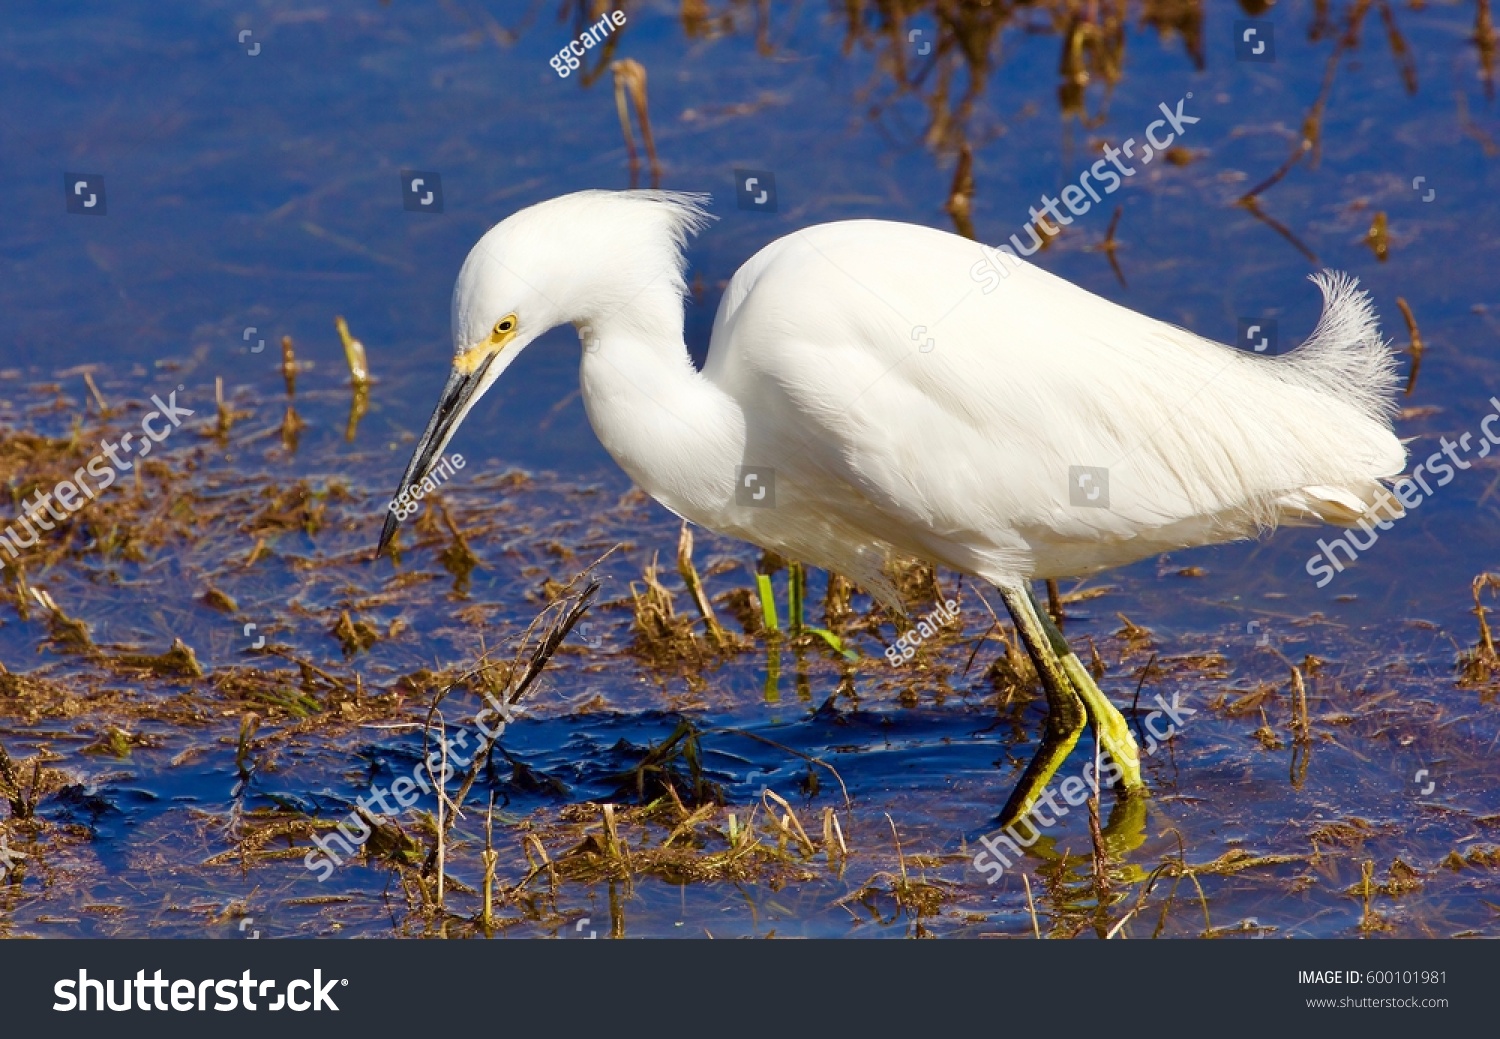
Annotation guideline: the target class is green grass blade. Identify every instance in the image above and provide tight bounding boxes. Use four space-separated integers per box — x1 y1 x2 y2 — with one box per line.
807 626 858 661
756 573 780 632
788 562 805 635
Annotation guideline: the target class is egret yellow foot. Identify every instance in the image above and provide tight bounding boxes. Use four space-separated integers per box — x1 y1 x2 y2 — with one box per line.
1030 587 1145 794
996 583 1146 826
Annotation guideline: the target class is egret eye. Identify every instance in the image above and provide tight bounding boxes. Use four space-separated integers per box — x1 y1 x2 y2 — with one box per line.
493 316 517 337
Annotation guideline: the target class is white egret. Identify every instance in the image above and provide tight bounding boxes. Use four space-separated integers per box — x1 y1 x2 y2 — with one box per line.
379 190 1404 823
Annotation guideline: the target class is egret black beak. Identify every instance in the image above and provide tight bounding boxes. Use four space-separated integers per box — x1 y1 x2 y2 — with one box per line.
376 354 496 558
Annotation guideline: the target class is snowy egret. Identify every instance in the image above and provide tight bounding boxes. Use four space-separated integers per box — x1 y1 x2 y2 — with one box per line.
379 190 1404 823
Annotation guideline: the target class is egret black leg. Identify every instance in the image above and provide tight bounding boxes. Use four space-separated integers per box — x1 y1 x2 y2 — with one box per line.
1025 586 1144 797
996 583 1087 826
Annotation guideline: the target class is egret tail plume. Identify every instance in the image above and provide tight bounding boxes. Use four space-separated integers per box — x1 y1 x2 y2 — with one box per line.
1266 271 1404 528
1279 270 1401 429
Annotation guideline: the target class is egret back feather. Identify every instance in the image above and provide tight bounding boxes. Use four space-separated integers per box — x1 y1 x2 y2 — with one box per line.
696 218 1404 590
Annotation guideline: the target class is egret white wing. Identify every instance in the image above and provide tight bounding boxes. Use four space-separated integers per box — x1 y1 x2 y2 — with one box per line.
706 220 1403 582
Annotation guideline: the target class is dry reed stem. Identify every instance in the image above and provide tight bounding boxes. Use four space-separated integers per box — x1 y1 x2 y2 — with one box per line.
1395 296 1424 396
676 522 729 647
609 59 660 187
481 795 497 930
334 315 370 388
1290 664 1311 742
82 370 108 415
761 788 816 856
1022 872 1042 938
280 336 297 398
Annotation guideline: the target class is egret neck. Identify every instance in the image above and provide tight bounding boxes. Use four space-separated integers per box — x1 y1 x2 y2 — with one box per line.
576 278 742 525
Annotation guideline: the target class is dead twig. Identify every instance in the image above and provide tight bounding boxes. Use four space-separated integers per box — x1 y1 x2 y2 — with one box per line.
610 59 660 187
1395 297 1424 395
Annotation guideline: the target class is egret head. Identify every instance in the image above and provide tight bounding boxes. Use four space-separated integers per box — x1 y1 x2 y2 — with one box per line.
377 189 711 556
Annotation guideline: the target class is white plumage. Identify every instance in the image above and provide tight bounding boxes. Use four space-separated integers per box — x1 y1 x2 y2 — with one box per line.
702 217 1403 602
381 188 1407 821
407 189 1402 601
